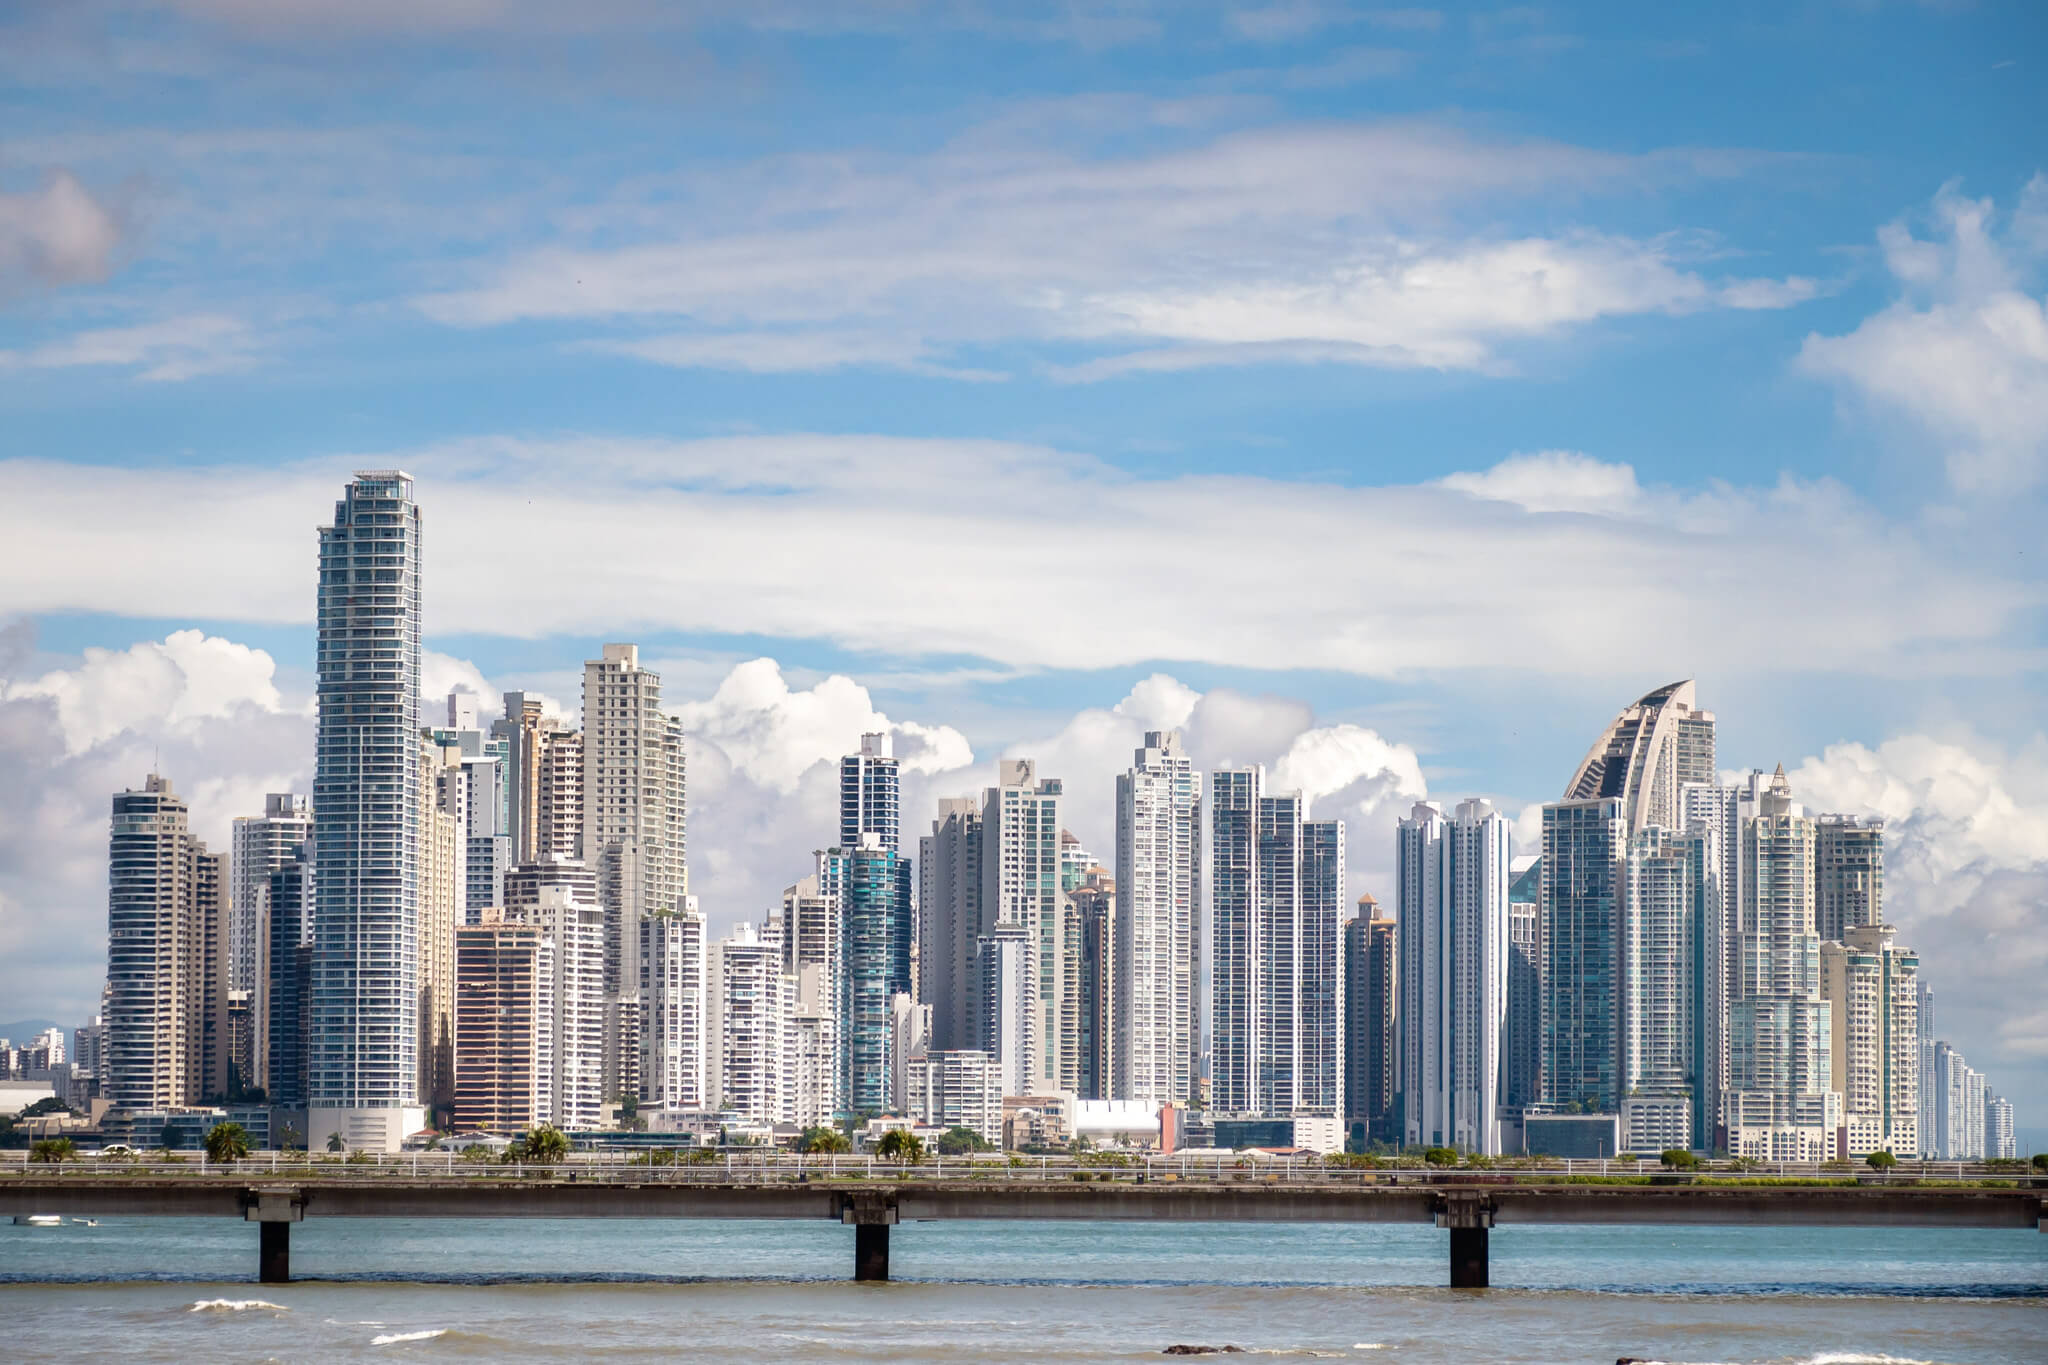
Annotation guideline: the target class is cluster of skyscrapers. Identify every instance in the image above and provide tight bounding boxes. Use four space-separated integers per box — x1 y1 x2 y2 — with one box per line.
59 474 2020 1161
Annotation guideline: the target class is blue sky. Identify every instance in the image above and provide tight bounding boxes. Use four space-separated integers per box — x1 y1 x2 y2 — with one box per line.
1 1 2045 1133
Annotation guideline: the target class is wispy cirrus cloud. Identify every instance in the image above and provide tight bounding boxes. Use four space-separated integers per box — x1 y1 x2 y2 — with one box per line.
416 118 1811 379
0 312 260 380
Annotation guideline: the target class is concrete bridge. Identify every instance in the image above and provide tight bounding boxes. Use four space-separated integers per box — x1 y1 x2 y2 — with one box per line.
5 1172 2041 1287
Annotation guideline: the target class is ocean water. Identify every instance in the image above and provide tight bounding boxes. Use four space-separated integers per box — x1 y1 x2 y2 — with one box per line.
1 1218 2041 1363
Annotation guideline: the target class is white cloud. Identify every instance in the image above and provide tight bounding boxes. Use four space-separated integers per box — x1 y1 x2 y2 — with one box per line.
0 313 258 381
674 656 973 793
414 119 1801 378
1 629 283 756
1438 449 1644 516
0 168 123 293
0 440 2034 685
1799 178 2048 492
1790 731 2048 1090
578 330 1005 381
423 650 494 711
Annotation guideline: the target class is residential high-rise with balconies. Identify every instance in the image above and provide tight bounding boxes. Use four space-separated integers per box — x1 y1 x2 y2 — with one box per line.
841 732 901 852
1114 730 1199 1106
710 922 792 1125
1398 798 1509 1155
581 644 685 999
640 896 707 1114
309 470 424 1154
1622 825 1705 1153
105 773 228 1112
1724 767 1842 1160
981 760 1073 1095
453 909 555 1133
1821 923 1919 1156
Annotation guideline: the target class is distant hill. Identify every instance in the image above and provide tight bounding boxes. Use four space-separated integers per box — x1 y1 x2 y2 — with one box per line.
0 1019 61 1045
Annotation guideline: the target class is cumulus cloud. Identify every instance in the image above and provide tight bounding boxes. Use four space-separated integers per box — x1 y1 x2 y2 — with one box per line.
1799 177 2048 492
415 118 1803 378
0 440 2032 686
1 629 283 756
0 168 124 294
675 657 973 794
1790 731 2048 1092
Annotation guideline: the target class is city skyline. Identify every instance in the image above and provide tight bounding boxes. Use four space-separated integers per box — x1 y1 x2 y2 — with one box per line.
1 4 2042 1141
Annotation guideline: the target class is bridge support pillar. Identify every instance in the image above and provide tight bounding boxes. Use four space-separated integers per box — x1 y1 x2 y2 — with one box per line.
1434 1191 1495 1289
259 1220 290 1284
854 1222 889 1282
1447 1226 1488 1289
243 1188 305 1285
841 1195 898 1282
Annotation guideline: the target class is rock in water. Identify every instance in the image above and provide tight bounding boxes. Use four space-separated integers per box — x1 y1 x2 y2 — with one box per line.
1162 1348 1247 1356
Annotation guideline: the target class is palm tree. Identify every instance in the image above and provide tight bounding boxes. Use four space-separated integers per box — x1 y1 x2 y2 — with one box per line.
875 1128 924 1163
29 1138 75 1163
796 1126 851 1154
326 1131 346 1153
519 1124 570 1165
203 1122 251 1164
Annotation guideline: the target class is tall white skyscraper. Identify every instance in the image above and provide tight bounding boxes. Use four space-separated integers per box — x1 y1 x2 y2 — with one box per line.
1725 767 1842 1161
1821 922 1919 1157
1622 825 1705 1153
981 760 1072 1094
1397 798 1509 1155
710 922 792 1125
105 774 228 1112
532 883 606 1132
432 692 513 921
309 470 424 1154
639 896 706 1113
1114 730 1200 1106
581 645 686 985
1679 773 1763 1150
1211 766 1346 1119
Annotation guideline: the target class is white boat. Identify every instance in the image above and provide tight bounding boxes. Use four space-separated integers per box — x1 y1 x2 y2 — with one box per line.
13 1215 62 1227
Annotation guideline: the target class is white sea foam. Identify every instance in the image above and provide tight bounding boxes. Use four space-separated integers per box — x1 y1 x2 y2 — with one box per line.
371 1328 448 1346
188 1299 288 1313
1803 1356 1936 1365
1353 1348 1389 1353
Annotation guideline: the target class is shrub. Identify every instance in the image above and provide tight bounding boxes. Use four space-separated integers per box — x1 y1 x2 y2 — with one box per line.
29 1138 75 1163
1422 1146 1458 1168
1659 1148 1699 1170
875 1129 924 1163
1865 1150 1898 1171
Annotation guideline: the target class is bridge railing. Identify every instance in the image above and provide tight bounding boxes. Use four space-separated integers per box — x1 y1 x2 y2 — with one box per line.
3 1148 2036 1188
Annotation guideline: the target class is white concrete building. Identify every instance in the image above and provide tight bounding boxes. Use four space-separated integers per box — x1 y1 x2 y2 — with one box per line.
309 471 425 1154
1114 730 1200 1107
1725 769 1842 1161
710 923 792 1126
1397 798 1509 1155
787 963 839 1128
981 761 1071 1094
1821 923 1919 1157
1622 825 1703 1152
906 1049 1004 1145
581 644 686 1002
639 897 706 1112
531 883 606 1132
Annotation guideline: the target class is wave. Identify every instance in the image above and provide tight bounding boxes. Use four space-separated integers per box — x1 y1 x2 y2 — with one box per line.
188 1299 289 1313
370 1328 447 1345
1801 1356 1938 1365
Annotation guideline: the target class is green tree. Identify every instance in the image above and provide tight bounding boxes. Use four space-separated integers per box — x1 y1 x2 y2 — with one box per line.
424 1133 443 1151
796 1126 851 1154
202 1122 250 1164
29 1137 75 1163
519 1125 571 1165
1422 1146 1458 1168
326 1131 346 1153
1660 1148 1699 1170
936 1126 992 1156
278 1122 303 1152
875 1128 925 1163
1865 1149 1898 1171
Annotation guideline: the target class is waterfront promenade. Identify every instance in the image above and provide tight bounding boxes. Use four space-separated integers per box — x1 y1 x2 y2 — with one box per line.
6 1154 2041 1287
